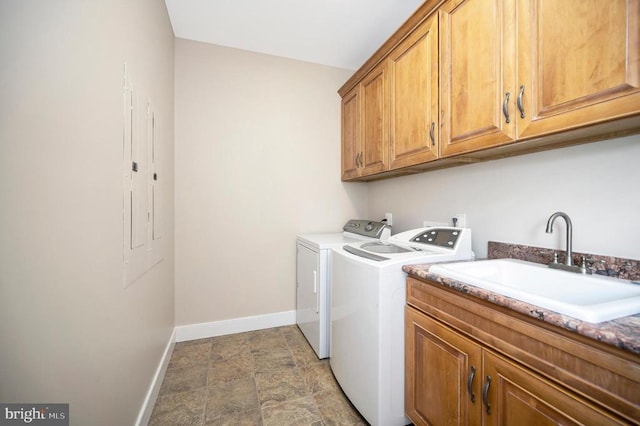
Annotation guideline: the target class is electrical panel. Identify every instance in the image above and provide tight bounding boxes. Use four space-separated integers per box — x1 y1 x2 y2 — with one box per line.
123 63 163 287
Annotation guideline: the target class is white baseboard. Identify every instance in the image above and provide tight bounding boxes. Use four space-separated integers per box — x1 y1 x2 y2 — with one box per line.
175 310 296 342
135 328 176 426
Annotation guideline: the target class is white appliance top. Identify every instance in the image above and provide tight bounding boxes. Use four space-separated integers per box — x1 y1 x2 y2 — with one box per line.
297 219 391 249
339 226 474 264
297 232 374 250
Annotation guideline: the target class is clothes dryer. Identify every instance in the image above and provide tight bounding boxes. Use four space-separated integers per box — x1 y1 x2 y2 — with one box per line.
296 219 390 358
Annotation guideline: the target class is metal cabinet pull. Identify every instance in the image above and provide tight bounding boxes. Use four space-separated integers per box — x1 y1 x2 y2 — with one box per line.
355 153 361 168
467 366 477 403
502 92 511 123
358 152 363 167
482 375 492 415
429 122 435 146
517 85 525 118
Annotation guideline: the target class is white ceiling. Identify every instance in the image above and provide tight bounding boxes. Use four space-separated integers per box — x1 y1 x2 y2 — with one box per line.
164 0 425 70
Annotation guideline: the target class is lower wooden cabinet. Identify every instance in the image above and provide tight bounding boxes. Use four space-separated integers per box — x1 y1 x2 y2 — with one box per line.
405 296 632 425
483 350 623 426
405 306 480 425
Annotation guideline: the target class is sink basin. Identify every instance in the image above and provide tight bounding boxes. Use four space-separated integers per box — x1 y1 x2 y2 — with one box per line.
429 259 640 323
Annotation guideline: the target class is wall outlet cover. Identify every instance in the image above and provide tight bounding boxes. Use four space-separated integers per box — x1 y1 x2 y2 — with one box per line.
384 212 393 226
453 213 467 227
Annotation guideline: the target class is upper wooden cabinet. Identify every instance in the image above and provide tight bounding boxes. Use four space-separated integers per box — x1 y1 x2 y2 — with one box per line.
440 0 640 157
340 16 438 180
389 14 439 170
340 62 389 179
516 0 640 139
439 0 517 157
339 0 640 180
361 63 389 175
341 86 361 180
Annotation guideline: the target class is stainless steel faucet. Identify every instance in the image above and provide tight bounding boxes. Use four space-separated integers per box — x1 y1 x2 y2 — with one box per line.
545 212 590 274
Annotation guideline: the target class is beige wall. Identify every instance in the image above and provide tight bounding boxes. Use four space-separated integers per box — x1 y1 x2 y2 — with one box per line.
175 38 367 326
0 1 175 425
368 134 640 260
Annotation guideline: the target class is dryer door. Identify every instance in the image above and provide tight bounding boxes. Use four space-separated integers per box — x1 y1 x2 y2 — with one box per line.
296 242 322 357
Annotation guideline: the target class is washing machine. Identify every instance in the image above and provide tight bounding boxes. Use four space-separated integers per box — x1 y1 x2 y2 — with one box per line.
330 226 474 425
296 219 390 358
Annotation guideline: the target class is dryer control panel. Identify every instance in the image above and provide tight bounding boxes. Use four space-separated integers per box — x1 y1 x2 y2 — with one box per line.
343 219 390 239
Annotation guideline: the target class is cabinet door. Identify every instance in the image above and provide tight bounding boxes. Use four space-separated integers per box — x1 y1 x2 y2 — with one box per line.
482 351 626 426
405 307 482 426
389 14 440 169
439 0 517 157
516 0 640 139
341 86 361 180
361 62 389 175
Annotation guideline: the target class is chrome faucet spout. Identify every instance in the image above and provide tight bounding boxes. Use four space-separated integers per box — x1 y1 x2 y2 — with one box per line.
544 212 590 274
545 211 573 266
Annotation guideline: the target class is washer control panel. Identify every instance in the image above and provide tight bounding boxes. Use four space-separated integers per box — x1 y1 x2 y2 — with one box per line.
343 219 389 239
410 228 461 248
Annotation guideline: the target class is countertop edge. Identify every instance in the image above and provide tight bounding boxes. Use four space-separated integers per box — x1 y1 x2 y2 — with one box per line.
403 263 640 356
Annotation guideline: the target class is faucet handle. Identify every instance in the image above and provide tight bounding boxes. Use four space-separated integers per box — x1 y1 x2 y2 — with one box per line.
552 252 559 264
580 256 592 275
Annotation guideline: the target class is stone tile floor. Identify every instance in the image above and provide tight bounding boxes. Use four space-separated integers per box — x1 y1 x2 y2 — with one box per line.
149 325 368 425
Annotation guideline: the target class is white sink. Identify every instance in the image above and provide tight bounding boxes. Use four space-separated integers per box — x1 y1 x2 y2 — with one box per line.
429 259 640 323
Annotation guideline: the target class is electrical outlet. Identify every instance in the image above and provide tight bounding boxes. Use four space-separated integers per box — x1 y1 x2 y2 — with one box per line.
452 213 467 227
384 213 393 227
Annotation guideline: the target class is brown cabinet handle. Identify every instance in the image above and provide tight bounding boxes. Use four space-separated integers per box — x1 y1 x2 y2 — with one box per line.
482 375 492 415
429 121 435 146
467 366 477 403
502 92 511 123
517 85 525 118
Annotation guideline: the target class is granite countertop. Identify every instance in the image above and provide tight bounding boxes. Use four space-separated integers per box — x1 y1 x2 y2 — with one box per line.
402 242 640 356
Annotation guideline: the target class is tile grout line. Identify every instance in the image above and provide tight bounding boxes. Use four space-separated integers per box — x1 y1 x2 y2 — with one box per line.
250 336 267 426
200 338 211 426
